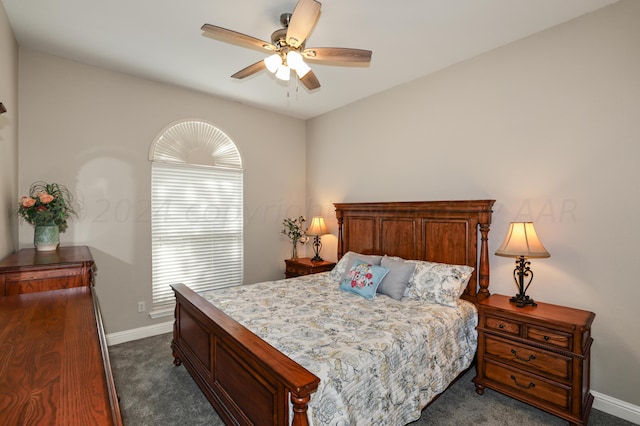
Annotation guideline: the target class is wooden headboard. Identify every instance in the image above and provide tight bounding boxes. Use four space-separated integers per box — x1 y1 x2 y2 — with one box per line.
334 200 495 304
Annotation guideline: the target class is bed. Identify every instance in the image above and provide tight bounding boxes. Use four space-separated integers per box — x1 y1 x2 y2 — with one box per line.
170 200 495 425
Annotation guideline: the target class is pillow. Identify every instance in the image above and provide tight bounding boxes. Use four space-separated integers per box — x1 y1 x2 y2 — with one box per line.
405 260 474 307
328 251 383 282
339 260 389 300
377 256 416 300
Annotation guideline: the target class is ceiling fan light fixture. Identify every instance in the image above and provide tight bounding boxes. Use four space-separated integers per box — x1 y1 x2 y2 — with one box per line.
286 50 311 78
275 65 291 81
286 51 303 67
264 54 282 73
294 61 311 78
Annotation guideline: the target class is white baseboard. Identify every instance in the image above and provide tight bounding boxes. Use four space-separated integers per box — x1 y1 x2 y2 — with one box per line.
106 321 173 346
106 324 640 425
593 390 640 425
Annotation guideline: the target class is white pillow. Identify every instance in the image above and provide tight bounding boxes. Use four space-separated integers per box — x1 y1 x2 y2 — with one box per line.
404 260 474 307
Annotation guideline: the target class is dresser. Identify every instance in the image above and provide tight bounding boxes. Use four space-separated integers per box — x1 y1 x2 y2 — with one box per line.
0 246 95 295
473 294 595 426
0 246 123 425
284 257 336 278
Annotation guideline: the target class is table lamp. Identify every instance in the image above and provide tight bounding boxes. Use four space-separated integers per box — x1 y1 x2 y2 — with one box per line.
306 216 328 262
495 222 550 307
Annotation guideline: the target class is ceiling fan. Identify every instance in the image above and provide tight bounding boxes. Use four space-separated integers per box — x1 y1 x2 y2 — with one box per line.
201 0 372 90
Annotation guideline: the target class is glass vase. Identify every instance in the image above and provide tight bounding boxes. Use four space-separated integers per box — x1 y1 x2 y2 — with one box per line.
291 239 298 259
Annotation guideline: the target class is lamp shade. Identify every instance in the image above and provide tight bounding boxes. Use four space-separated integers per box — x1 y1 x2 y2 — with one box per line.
495 222 550 258
275 65 291 81
286 51 304 69
264 54 282 73
287 51 311 78
306 217 328 236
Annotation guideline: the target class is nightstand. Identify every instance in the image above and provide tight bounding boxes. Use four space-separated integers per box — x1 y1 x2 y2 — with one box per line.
284 258 336 278
473 294 595 426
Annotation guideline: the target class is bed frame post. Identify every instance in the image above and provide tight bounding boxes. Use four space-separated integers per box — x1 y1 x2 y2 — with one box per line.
478 222 491 301
336 211 345 259
171 303 182 366
291 394 312 426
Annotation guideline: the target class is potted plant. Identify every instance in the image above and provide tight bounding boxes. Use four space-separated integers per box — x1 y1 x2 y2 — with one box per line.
281 216 308 259
18 181 77 251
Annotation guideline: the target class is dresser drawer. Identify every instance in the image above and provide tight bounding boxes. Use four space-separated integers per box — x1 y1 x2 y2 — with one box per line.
526 325 572 350
484 360 571 410
484 314 521 336
485 334 572 381
5 267 86 295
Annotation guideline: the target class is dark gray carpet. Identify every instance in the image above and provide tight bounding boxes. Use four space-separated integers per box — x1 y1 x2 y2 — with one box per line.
109 333 633 426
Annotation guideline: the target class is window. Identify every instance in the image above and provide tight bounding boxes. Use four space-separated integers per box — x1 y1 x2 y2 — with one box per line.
149 120 243 315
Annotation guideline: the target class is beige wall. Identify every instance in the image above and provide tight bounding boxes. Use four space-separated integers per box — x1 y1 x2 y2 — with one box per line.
18 50 306 333
307 0 639 407
8 0 639 413
0 3 18 257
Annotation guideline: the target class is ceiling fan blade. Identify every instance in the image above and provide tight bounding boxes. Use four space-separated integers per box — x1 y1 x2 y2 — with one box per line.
303 47 372 64
201 24 276 52
231 60 267 79
286 0 321 49
299 70 321 90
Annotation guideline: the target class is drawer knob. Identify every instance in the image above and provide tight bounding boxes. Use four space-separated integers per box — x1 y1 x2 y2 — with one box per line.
511 349 536 362
499 324 505 329
510 375 535 389
544 335 550 341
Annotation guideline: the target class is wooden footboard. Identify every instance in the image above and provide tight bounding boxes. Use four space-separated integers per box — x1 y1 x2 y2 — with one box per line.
170 283 320 426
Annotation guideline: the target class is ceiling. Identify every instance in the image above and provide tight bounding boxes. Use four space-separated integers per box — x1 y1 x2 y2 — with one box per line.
3 0 618 120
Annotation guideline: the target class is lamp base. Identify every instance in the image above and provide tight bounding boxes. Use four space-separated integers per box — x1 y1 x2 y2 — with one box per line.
310 235 324 262
510 294 537 308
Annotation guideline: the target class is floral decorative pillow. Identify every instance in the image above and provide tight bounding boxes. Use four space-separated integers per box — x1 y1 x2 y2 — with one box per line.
405 260 474 307
339 260 389 300
328 251 383 282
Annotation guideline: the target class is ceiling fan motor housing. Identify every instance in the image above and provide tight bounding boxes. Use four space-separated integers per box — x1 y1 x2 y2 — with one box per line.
271 28 288 49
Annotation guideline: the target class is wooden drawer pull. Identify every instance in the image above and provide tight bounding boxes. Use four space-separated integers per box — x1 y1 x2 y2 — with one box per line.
544 335 550 341
499 324 505 329
510 349 536 362
510 375 535 389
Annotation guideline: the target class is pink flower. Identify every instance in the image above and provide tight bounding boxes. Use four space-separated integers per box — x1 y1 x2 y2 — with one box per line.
37 192 55 204
21 197 36 208
35 205 47 213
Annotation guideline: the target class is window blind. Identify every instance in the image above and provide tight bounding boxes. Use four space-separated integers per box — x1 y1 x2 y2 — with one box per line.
151 161 243 309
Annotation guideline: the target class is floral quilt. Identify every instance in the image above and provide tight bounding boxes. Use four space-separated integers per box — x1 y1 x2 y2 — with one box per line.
200 272 478 426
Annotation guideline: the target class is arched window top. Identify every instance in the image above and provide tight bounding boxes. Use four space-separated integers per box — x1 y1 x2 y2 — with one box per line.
149 120 242 169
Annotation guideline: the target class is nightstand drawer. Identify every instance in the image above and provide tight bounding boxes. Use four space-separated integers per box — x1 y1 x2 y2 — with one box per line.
484 314 521 336
484 360 571 410
526 325 572 350
485 335 571 381
284 258 336 279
